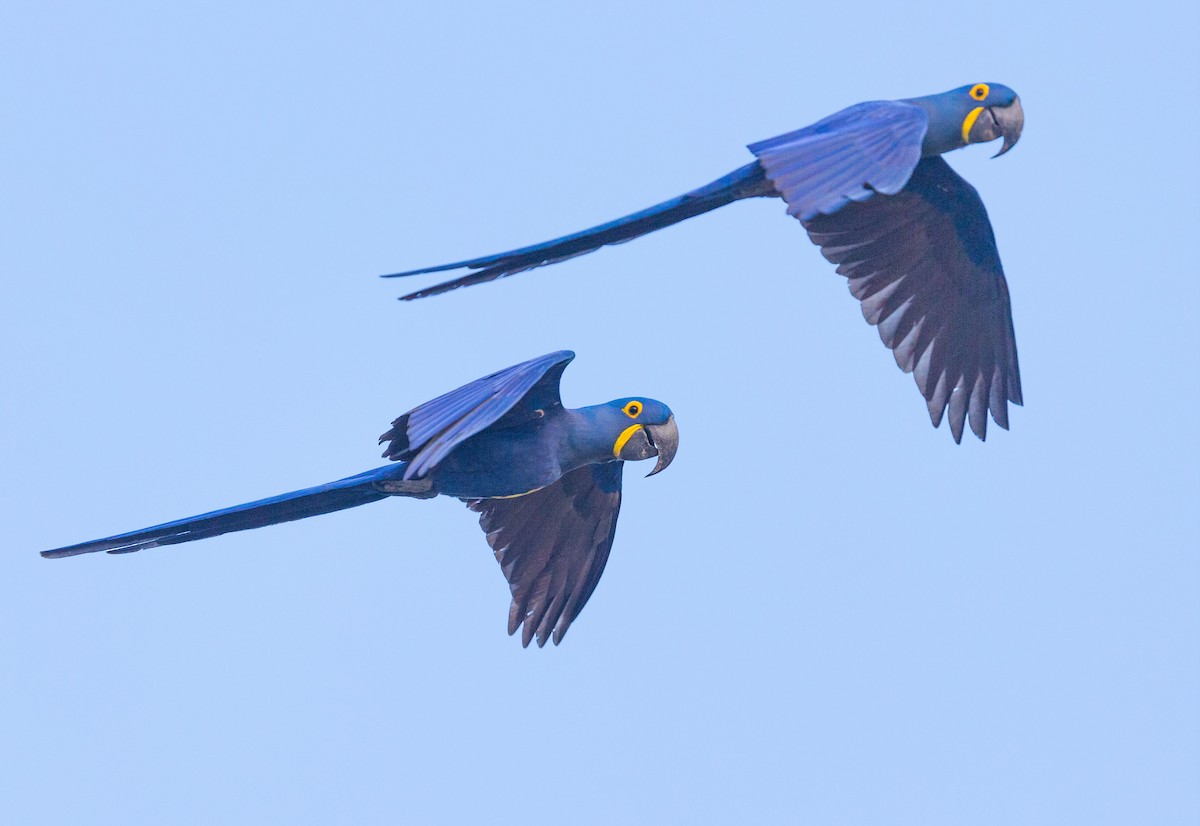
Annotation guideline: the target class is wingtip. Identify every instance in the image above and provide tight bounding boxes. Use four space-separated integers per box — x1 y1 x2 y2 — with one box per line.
991 403 1011 433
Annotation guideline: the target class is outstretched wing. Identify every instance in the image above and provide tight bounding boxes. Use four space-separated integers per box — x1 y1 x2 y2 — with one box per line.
468 462 623 647
380 350 574 478
803 156 1022 442
748 100 928 221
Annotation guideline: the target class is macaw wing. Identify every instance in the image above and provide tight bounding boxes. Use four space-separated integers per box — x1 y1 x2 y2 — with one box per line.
803 156 1022 442
380 350 574 478
748 100 928 221
468 461 623 647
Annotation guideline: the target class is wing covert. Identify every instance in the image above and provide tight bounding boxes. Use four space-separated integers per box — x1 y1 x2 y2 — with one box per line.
468 462 624 647
749 100 928 221
802 156 1022 441
380 351 574 478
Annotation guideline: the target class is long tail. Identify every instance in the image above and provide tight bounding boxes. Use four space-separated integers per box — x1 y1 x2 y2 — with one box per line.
383 161 773 300
40 464 411 559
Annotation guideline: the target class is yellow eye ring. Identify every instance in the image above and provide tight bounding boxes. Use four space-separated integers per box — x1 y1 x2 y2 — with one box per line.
622 401 642 418
970 83 990 101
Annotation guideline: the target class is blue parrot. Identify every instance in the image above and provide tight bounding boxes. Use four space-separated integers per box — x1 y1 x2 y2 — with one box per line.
38 351 679 647
385 83 1025 443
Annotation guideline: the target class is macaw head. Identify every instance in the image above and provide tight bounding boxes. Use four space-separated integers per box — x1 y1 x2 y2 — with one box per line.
910 82 1024 158
956 82 1024 157
601 397 679 476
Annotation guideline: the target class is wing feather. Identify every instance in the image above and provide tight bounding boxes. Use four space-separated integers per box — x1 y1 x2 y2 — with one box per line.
379 351 574 477
748 101 928 220
804 157 1022 441
468 462 623 647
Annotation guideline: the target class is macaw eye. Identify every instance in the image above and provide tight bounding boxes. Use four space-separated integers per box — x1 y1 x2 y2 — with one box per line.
622 401 642 418
970 83 989 101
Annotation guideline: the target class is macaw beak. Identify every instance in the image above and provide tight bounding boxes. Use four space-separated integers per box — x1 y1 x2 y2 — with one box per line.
969 96 1024 158
643 414 678 477
616 414 679 476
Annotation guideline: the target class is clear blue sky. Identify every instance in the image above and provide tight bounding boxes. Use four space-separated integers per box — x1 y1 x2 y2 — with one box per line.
3 2 1197 823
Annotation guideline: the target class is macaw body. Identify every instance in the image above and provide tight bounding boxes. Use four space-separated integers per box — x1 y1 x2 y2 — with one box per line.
39 351 679 647
386 83 1025 443
420 405 655 498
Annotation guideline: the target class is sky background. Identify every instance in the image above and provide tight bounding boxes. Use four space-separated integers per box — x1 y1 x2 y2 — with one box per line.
3 2 1198 823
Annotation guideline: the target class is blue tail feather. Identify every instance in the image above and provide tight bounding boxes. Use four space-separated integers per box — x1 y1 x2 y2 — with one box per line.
384 162 772 299
40 464 411 559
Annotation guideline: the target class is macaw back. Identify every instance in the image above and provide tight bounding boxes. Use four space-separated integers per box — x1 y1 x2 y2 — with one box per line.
428 407 580 499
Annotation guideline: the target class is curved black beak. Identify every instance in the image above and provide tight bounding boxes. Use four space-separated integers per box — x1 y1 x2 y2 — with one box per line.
989 96 1023 158
618 415 679 475
643 414 678 477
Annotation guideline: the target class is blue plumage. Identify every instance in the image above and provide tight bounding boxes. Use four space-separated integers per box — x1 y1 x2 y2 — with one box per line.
39 352 680 647
387 163 771 298
389 350 574 478
806 156 1021 442
40 465 407 558
747 101 927 219
384 83 1025 442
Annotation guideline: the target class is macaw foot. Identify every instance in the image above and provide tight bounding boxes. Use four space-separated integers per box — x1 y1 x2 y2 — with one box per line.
373 478 437 499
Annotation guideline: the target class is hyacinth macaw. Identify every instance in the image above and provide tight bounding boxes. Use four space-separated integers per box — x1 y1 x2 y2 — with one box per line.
385 83 1024 443
39 351 679 647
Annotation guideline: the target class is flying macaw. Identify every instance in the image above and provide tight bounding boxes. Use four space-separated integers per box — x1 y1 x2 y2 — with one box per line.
39 351 679 647
385 83 1025 443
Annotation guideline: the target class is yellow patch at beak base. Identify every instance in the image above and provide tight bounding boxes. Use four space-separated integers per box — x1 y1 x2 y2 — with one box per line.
612 424 643 458
961 106 985 144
